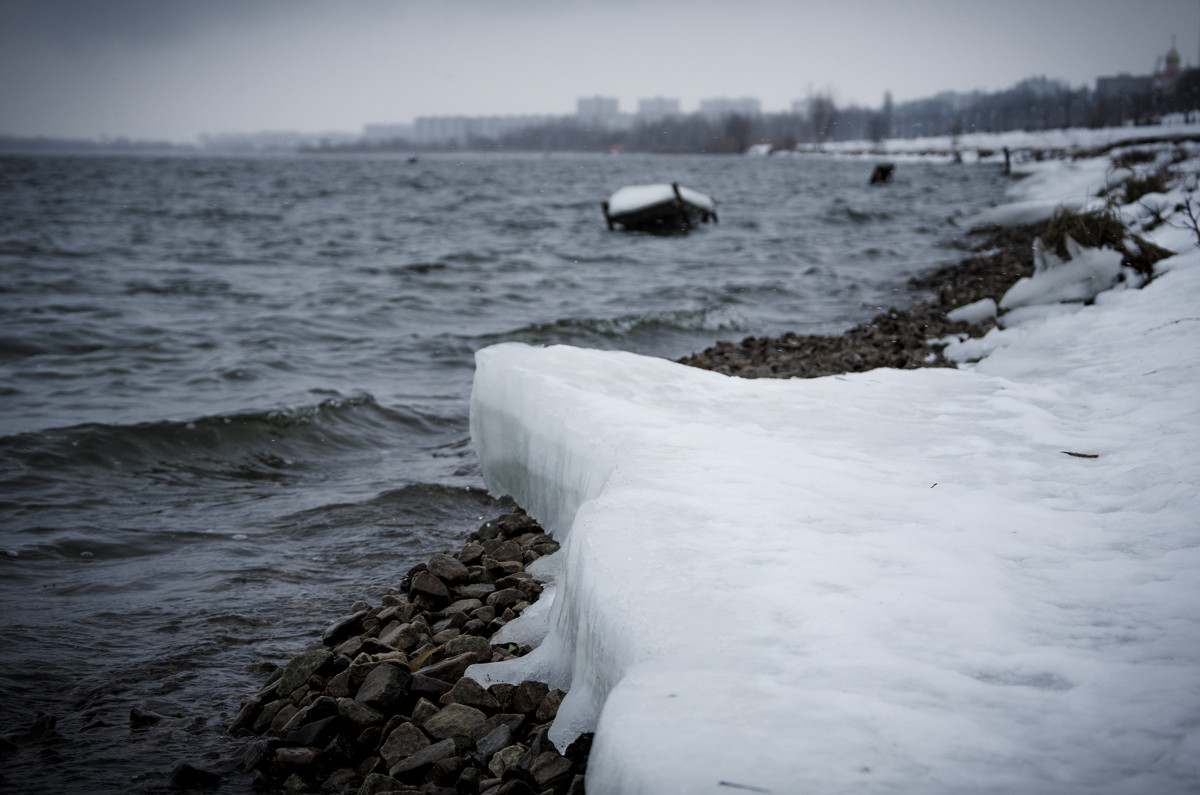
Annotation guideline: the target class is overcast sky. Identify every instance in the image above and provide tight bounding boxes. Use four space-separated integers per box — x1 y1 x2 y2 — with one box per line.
1 0 1197 142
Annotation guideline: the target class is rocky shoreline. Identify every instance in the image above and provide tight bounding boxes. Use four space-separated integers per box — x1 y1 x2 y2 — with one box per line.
225 194 1173 794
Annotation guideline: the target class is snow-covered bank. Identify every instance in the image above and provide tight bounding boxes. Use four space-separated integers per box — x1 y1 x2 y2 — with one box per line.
467 149 1200 793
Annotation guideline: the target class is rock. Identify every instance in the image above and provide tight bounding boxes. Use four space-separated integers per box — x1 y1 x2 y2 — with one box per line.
411 697 440 725
488 540 523 563
441 597 483 616
469 713 525 745
270 704 300 733
535 689 565 723
473 723 513 760
286 715 340 748
408 673 453 702
378 622 421 651
380 721 430 769
439 677 499 711
409 570 450 600
426 552 470 583
423 703 488 740
454 582 494 600
278 647 332 697
457 542 485 565
229 697 260 734
275 746 320 766
323 610 368 646
355 663 412 712
511 681 550 716
337 697 384 729
445 635 493 664
487 744 527 778
416 652 478 684
129 707 168 729
428 755 466 785
530 751 574 789
486 588 522 611
388 737 457 779
321 767 357 792
281 696 339 733
167 762 222 789
282 773 307 791
323 669 354 699
356 772 407 794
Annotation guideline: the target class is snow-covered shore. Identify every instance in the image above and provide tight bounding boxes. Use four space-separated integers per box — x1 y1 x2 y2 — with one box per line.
467 133 1200 793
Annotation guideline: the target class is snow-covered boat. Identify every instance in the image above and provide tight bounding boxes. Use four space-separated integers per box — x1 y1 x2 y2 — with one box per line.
602 183 718 234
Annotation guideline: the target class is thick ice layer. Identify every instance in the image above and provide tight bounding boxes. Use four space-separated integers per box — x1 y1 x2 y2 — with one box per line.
468 245 1200 792
606 183 715 216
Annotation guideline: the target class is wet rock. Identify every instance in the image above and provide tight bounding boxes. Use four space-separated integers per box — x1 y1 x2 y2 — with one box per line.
355 664 412 712
445 634 493 664
468 712 525 745
530 751 574 789
473 723 513 760
535 689 565 723
275 746 320 766
388 737 456 779
167 762 222 789
486 588 522 611
426 552 470 584
511 681 550 716
409 571 450 600
129 707 168 729
337 697 383 729
380 721 430 770
487 744 527 778
439 677 499 711
356 772 406 794
278 647 332 697
281 696 339 733
285 715 340 748
323 610 368 646
423 703 488 740
416 652 478 684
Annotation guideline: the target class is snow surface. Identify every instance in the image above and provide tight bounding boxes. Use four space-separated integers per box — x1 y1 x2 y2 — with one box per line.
606 183 716 216
468 139 1200 794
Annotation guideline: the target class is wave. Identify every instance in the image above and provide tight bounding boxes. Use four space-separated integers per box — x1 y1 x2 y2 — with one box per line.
474 304 752 349
0 394 455 483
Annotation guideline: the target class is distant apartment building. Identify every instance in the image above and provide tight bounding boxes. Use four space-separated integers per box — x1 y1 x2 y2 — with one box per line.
362 123 414 141
637 97 681 122
699 97 761 118
412 115 554 146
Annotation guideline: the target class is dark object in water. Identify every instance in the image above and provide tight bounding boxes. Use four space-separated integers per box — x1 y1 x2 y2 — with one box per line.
869 163 895 185
603 182 718 234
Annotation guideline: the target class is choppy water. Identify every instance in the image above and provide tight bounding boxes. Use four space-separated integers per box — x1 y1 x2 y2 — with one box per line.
0 152 1006 792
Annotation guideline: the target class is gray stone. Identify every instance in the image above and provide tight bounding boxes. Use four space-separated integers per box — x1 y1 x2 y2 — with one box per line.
410 570 450 599
337 697 383 728
276 746 320 766
355 663 411 712
379 721 430 770
439 677 499 711
286 715 340 748
411 697 440 725
423 703 488 740
453 583 495 600
378 621 421 651
323 610 368 646
511 681 550 715
474 724 513 760
427 552 470 584
535 689 566 723
485 588 522 611
441 597 483 616
417 652 477 684
445 635 493 664
387 737 456 778
488 540 523 563
278 647 332 697
469 712 525 745
531 751 573 789
487 744 527 778
356 772 406 794
281 696 339 733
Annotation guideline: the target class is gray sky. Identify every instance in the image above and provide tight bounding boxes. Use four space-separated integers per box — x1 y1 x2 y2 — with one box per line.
1 0 1196 142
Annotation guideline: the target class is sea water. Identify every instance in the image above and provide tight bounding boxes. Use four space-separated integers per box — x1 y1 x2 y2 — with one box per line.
0 151 1007 793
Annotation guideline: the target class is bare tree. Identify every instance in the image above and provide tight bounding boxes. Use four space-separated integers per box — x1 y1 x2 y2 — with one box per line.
808 93 838 148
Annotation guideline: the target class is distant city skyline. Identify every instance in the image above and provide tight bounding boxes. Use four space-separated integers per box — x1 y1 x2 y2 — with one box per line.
1 0 1198 143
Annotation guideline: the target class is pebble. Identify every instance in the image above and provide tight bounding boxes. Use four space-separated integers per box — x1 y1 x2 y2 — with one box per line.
225 509 590 795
